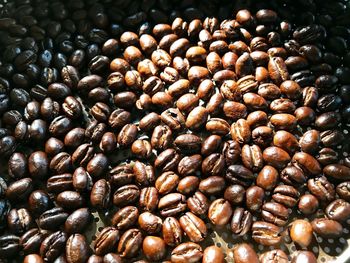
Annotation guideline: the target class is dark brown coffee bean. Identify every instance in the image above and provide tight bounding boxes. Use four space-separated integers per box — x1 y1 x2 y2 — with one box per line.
268 57 289 85
112 206 138 230
6 178 33 202
117 229 142 258
311 218 342 238
199 176 226 196
226 165 255 187
158 193 187 217
230 119 251 144
325 199 350 222
65 208 92 234
178 155 202 176
231 207 252 236
246 186 265 212
113 184 140 207
90 179 111 209
242 144 264 172
40 231 67 262
252 221 282 246
162 217 183 247
139 187 158 212
155 171 179 195
208 198 232 226
323 164 350 180
155 148 181 172
142 236 166 261
222 140 241 166
95 227 120 256
151 125 172 151
233 243 259 263
138 212 162 234
292 152 321 176
187 191 209 216
66 234 90 263
56 191 84 210
0 235 20 258
290 219 313 248
177 176 200 195
308 176 335 203
291 251 317 263
133 161 155 187
259 250 289 263
298 194 319 215
38 207 69 231
179 212 207 242
206 118 230 136
174 134 201 154
171 242 203 263
7 208 32 235
262 202 289 226
263 146 290 170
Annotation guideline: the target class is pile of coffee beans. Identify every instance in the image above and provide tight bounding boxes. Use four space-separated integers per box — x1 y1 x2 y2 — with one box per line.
0 0 350 262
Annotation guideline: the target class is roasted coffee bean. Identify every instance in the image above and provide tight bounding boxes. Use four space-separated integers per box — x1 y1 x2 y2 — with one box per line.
207 198 232 226
232 243 259 263
187 191 209 216
171 242 203 263
151 125 172 151
290 219 313 248
174 134 201 154
325 199 350 222
226 165 255 187
222 140 241 166
231 207 252 236
138 212 162 234
40 231 67 262
133 161 155 187
311 218 342 238
6 178 33 202
292 152 321 176
199 176 226 195
272 185 299 208
256 165 278 191
246 186 265 212
252 221 282 246
155 148 181 172
324 164 350 180
179 212 207 242
259 250 289 263
242 144 264 172
65 208 92 234
113 184 140 207
0 235 20 258
206 118 230 136
307 176 335 203
230 119 251 144
8 152 28 179
291 251 317 263
66 234 90 263
95 227 120 256
177 176 200 195
7 208 32 235
142 236 166 261
162 217 183 247
298 194 319 215
139 187 159 212
38 207 69 231
21 228 46 255
117 229 142 258
158 193 187 217
112 206 139 230
155 171 179 195
262 202 289 226
90 179 111 209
